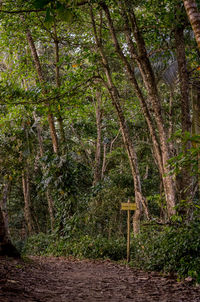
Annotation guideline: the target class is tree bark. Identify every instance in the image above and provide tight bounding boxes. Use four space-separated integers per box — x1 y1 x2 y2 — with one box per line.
53 23 66 146
22 170 34 234
93 90 103 185
183 0 200 49
101 142 107 180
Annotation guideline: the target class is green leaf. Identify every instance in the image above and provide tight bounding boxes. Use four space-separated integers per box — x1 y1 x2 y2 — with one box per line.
44 8 54 25
33 0 51 9
57 7 73 22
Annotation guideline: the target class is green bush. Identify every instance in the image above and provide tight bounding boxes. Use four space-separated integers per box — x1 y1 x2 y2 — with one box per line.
22 233 54 256
130 220 200 282
23 233 126 261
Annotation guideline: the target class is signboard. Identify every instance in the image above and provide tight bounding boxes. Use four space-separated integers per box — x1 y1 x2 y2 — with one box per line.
121 203 136 211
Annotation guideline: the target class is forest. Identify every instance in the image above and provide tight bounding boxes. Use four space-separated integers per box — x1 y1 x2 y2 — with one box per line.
0 0 200 290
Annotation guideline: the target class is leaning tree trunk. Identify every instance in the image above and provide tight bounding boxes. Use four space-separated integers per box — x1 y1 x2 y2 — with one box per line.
90 7 149 234
127 7 176 217
93 90 103 185
101 2 176 217
53 22 66 146
183 0 200 50
0 203 20 257
25 28 59 155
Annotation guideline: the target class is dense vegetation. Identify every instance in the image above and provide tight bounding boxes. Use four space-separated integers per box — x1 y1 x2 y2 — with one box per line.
0 0 200 283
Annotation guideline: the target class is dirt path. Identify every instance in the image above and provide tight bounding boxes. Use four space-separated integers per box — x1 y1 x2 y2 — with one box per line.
0 256 200 302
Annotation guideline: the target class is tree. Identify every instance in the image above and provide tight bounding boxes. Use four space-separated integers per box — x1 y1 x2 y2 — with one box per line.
0 206 20 257
90 7 149 233
183 0 200 49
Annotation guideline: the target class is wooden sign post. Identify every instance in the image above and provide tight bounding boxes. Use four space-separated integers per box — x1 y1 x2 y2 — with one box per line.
121 199 136 262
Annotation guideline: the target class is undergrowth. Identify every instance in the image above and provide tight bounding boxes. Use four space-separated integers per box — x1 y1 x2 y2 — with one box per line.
130 220 200 283
23 233 126 261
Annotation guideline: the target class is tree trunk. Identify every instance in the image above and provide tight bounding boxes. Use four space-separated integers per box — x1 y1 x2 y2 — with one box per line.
54 23 66 146
93 90 103 185
0 180 11 238
22 170 34 235
90 8 149 233
183 0 200 49
0 206 20 257
25 28 59 154
101 143 107 180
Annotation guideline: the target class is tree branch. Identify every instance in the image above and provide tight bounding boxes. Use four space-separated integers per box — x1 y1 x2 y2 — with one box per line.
0 9 45 14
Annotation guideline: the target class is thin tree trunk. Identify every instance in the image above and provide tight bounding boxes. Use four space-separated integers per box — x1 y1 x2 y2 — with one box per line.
168 90 174 154
22 170 34 234
25 28 59 154
183 0 200 49
101 143 107 180
90 8 149 233
53 23 66 145
93 90 103 185
45 190 55 230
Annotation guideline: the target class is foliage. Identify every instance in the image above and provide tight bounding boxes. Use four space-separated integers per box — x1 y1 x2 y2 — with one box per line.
169 131 200 177
130 219 200 283
23 233 126 260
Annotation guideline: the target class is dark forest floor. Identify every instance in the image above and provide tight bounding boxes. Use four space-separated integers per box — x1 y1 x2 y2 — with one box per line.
0 256 200 301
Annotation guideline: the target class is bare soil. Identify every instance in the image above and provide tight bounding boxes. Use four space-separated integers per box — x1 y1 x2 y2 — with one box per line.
0 256 200 302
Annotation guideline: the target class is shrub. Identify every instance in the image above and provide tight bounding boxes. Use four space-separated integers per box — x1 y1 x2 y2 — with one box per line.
130 220 200 282
23 233 126 261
